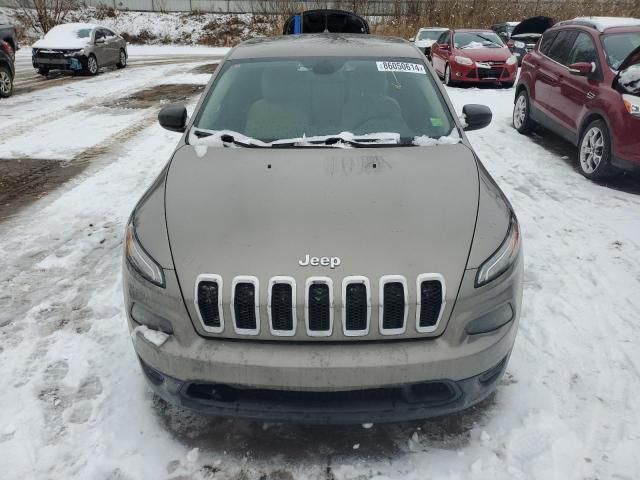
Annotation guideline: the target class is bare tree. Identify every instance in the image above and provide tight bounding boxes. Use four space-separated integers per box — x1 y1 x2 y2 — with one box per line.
15 0 78 35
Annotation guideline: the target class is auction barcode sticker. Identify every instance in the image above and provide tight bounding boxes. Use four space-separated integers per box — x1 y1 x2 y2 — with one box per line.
376 61 426 74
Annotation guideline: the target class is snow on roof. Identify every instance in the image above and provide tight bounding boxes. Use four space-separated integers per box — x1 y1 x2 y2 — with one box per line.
506 22 520 26
572 17 640 32
419 27 448 31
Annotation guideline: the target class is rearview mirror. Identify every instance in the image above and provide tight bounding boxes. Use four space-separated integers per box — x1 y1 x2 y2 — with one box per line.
568 62 595 76
158 104 188 132
462 104 492 131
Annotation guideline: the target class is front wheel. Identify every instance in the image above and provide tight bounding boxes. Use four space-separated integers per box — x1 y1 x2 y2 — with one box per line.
444 64 455 86
116 49 127 69
37 67 49 76
578 120 616 180
86 54 99 76
0 65 13 98
513 90 535 134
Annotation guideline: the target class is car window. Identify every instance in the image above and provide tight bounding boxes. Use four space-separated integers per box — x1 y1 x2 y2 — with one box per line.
418 30 445 41
546 30 578 65
567 32 599 66
104 29 116 38
454 32 505 49
194 57 456 143
95 29 105 40
436 31 449 45
539 31 558 55
602 32 640 69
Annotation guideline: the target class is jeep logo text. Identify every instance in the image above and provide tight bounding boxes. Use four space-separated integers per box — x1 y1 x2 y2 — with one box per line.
298 254 341 269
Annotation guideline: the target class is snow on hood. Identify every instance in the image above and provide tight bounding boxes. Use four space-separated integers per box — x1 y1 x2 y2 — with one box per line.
618 64 640 95
33 23 97 49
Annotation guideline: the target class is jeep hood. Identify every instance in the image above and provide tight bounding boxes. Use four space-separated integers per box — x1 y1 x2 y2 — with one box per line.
165 144 479 309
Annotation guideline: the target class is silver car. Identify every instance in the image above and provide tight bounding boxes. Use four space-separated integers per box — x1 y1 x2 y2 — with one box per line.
32 23 127 76
123 34 523 423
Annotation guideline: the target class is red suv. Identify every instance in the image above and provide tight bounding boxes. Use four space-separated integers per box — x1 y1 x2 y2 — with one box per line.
513 17 640 180
431 29 518 87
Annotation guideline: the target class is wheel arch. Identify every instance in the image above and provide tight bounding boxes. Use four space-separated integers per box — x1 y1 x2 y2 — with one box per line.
578 110 613 148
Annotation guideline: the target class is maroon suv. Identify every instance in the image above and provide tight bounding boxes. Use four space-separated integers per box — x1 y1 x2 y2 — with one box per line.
513 17 640 180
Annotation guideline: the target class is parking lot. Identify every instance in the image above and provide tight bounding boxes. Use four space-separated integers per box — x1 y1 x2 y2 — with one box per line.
1 47 640 479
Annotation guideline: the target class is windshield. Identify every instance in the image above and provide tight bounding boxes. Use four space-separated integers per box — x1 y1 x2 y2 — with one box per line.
455 32 505 49
602 32 640 69
418 30 445 41
194 57 455 144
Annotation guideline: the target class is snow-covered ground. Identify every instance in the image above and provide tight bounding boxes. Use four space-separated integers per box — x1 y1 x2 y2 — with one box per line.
1 48 640 479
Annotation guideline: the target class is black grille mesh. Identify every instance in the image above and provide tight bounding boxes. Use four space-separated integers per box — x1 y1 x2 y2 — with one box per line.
308 283 330 331
271 283 293 331
382 282 405 331
234 283 257 330
419 280 442 329
197 281 221 328
345 283 367 331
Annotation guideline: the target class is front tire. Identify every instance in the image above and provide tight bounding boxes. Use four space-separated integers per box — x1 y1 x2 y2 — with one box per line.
116 49 127 69
86 54 99 76
578 120 616 180
444 64 455 86
513 90 535 134
0 65 13 98
37 67 49 76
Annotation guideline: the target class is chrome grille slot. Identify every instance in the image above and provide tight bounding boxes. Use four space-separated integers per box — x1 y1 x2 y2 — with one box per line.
306 277 333 336
416 273 446 333
194 274 224 333
232 276 260 335
268 276 296 336
342 276 370 336
379 276 407 335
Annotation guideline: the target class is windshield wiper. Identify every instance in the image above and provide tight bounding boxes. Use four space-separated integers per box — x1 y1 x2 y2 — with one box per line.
190 128 268 148
271 135 404 148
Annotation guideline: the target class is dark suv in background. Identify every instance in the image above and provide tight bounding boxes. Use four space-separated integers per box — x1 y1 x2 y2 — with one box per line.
513 17 640 180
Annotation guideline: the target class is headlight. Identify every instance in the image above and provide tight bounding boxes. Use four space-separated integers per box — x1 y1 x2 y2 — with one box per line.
454 56 474 66
475 216 521 287
514 41 525 49
622 94 640 117
506 55 519 66
125 220 165 287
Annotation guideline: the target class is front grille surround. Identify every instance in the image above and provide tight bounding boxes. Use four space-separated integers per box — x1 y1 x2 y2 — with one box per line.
415 273 446 333
341 276 371 337
231 276 260 335
268 276 297 337
194 274 224 333
378 275 408 335
305 277 334 337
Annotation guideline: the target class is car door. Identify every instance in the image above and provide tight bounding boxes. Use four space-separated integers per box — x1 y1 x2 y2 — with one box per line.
431 31 451 75
560 32 602 139
103 28 119 65
93 28 109 65
532 30 578 135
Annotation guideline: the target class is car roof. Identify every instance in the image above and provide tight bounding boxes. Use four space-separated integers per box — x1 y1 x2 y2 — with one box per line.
227 34 423 60
451 28 495 33
418 27 448 31
556 16 640 33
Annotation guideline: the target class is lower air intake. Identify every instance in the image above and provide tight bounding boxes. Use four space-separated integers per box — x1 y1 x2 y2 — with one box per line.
234 282 257 331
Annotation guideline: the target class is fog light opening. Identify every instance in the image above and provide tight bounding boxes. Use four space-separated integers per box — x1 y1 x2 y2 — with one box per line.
478 356 508 385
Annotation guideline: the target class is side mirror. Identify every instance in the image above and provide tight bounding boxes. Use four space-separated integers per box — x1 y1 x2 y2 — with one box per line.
409 37 415 42
95 37 105 44
441 43 451 51
568 62 595 76
158 104 187 132
499 32 509 40
462 104 492 131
